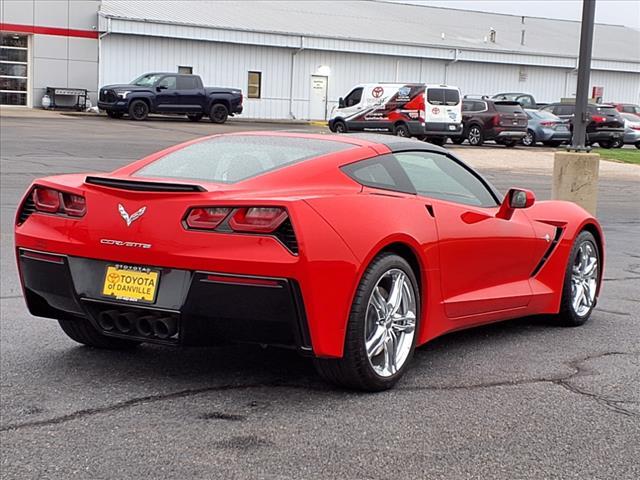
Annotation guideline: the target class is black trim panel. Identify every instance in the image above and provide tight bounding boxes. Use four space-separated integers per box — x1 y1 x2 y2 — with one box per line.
531 227 564 277
85 176 206 192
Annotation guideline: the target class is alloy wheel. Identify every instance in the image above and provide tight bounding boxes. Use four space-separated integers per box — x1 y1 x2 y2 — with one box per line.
468 127 481 145
364 269 416 377
570 241 598 317
522 131 534 146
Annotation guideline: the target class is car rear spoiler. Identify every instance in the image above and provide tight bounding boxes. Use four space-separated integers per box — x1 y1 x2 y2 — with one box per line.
85 176 206 192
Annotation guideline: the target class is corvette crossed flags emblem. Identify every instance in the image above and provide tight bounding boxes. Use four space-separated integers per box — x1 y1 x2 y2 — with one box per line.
118 204 146 227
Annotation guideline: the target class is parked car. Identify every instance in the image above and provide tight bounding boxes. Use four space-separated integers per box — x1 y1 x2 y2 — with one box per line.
539 103 624 148
329 83 462 144
611 103 640 116
492 92 544 109
98 73 243 123
619 112 640 148
15 132 604 391
521 109 571 147
451 99 527 147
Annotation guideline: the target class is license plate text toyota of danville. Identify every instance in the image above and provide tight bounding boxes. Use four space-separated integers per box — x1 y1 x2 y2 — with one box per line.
102 265 159 303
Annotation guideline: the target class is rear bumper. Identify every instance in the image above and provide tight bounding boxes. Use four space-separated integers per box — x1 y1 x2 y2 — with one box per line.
495 130 527 140
17 248 312 353
587 129 624 142
537 128 572 142
410 121 463 137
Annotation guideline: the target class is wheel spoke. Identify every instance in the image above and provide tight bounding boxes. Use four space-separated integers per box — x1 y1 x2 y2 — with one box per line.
371 287 387 318
384 335 397 375
583 257 597 277
582 282 593 308
366 325 386 358
572 283 584 312
387 273 405 316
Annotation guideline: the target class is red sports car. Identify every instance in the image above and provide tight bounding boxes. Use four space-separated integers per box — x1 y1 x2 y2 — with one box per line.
15 132 604 390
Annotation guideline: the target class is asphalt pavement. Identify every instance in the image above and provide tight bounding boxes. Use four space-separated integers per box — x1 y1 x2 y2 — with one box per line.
1 113 639 480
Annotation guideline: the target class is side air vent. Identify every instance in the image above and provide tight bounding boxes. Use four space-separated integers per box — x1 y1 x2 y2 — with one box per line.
85 176 206 192
17 191 36 225
274 219 299 255
531 227 564 277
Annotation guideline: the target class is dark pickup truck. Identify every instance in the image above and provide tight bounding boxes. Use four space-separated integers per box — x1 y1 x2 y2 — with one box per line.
98 73 243 123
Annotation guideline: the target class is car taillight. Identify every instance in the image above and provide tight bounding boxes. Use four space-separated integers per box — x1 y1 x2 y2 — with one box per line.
33 187 61 213
591 115 606 123
632 124 640 130
540 121 557 127
492 114 501 127
229 207 288 233
61 193 87 217
185 207 231 229
33 187 86 217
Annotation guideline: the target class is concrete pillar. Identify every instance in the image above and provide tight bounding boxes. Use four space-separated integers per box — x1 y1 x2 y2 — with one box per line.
552 152 600 215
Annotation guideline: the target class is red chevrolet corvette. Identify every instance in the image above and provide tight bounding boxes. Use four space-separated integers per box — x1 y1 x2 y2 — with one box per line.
15 132 603 390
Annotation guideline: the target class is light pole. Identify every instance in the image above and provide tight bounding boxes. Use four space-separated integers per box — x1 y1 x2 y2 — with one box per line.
553 0 600 215
570 0 596 151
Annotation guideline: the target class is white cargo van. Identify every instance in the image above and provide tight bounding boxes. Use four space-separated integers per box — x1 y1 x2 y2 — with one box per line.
328 83 462 144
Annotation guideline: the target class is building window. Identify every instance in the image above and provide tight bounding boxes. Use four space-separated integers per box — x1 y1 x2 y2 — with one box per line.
248 71 261 99
178 66 193 74
0 33 29 106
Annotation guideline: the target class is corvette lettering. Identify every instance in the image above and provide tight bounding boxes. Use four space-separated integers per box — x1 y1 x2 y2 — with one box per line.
100 239 152 249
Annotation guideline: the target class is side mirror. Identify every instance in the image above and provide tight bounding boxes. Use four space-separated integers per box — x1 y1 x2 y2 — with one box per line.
496 188 535 219
156 85 167 92
338 97 345 108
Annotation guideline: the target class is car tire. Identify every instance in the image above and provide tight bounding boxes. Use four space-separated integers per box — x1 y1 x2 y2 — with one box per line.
128 100 149 121
394 123 410 137
209 103 229 124
333 120 347 133
467 125 483 146
314 253 420 391
58 318 141 350
106 110 124 119
543 141 563 147
635 142 640 149
451 136 465 145
521 130 536 146
187 113 203 122
598 140 613 149
554 230 601 327
611 138 623 148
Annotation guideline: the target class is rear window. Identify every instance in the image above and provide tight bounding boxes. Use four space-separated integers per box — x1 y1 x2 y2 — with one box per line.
427 88 460 106
177 75 199 89
135 135 353 183
494 102 524 114
594 106 619 116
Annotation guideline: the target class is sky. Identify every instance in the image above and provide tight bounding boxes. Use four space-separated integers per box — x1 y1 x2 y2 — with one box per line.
396 0 640 29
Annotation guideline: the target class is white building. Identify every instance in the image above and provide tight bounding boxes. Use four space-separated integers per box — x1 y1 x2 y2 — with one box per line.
2 0 639 119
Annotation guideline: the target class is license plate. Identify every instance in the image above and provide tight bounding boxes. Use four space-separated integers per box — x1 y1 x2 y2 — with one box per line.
448 125 456 130
102 265 160 303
